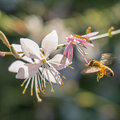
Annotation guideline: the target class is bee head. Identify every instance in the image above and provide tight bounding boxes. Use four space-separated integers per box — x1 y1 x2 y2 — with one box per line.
88 60 94 67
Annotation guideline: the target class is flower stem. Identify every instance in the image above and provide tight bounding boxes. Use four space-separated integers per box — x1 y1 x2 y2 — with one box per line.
57 29 120 49
1 29 120 56
0 31 11 48
90 29 120 40
0 51 23 56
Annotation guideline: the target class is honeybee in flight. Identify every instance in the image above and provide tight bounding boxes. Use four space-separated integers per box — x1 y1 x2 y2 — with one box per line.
82 53 115 82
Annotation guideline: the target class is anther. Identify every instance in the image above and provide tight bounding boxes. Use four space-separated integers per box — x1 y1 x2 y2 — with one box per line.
31 88 33 96
22 88 26 94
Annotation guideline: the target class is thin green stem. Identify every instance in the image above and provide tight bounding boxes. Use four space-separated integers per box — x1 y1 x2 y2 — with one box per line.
1 29 120 56
0 51 23 55
90 29 120 40
57 29 120 49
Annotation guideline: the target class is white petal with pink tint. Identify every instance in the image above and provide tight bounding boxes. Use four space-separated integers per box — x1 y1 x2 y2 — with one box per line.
20 38 42 60
16 63 41 79
12 44 22 52
41 30 58 57
8 60 25 73
48 54 71 70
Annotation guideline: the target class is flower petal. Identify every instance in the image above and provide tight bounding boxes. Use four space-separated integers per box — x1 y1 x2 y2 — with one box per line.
67 44 73 63
8 60 25 73
82 32 98 38
12 44 22 52
48 54 71 70
41 30 58 57
64 40 72 57
20 38 42 60
12 44 33 63
16 63 41 79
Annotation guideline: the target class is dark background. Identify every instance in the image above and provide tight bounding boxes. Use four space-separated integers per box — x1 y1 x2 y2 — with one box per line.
0 0 120 120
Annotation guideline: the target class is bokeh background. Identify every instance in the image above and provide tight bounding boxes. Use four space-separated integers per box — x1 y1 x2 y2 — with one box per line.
0 0 120 120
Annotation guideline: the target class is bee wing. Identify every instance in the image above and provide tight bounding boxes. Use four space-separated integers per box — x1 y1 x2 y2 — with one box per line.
100 53 115 65
81 67 101 74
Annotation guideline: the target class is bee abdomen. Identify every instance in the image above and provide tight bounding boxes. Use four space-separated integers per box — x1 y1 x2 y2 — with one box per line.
105 68 114 77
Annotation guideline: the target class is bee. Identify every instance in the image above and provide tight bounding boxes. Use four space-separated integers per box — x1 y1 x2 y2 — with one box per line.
82 53 115 82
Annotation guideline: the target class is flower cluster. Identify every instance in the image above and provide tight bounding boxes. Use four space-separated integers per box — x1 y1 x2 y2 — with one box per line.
8 30 72 102
0 28 116 102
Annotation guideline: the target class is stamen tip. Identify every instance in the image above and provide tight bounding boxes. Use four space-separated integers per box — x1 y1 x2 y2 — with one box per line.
22 88 26 94
31 88 33 96
38 98 42 102
51 88 54 93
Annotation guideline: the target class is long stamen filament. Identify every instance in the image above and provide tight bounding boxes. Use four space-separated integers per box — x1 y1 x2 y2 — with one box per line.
22 78 31 94
76 44 88 64
60 73 66 79
35 75 42 102
31 77 34 96
46 68 54 93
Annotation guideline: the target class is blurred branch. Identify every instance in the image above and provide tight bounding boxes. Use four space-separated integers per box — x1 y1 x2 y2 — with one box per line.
1 29 120 56
90 29 120 40
57 29 120 49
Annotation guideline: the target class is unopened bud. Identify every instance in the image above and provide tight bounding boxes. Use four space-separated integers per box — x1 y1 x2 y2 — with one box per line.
86 27 91 34
108 27 114 37
0 31 11 48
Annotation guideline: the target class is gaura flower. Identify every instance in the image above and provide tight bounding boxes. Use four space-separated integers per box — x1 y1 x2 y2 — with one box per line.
8 30 70 102
64 32 98 63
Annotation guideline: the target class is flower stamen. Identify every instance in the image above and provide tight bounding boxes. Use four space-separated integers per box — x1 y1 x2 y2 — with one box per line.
22 78 31 94
60 73 66 79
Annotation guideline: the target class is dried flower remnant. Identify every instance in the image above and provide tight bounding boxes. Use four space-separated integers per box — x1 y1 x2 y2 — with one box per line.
8 30 71 102
64 32 98 63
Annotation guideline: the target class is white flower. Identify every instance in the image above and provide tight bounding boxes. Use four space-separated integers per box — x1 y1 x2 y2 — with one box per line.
8 30 71 102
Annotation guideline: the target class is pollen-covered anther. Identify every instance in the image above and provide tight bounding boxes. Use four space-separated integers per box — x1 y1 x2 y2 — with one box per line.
60 73 66 79
58 81 63 88
40 79 43 86
40 89 45 94
37 93 42 102
67 65 74 70
37 87 40 93
61 81 63 88
21 81 25 87
72 41 76 45
22 88 26 94
31 88 33 96
63 52 65 56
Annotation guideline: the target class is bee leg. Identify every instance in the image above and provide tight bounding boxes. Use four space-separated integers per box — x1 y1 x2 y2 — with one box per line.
99 72 104 79
97 72 100 82
97 72 104 82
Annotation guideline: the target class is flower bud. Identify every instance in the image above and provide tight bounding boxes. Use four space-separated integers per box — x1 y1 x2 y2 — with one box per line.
86 27 91 34
108 27 114 37
0 31 11 48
